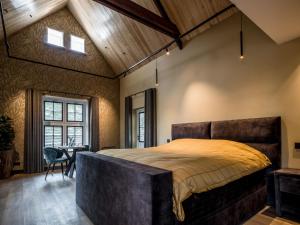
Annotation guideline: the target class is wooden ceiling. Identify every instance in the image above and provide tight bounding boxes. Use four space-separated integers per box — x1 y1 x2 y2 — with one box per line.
0 0 67 38
1 0 237 75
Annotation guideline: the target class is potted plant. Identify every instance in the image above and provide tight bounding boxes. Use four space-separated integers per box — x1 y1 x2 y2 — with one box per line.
0 116 15 179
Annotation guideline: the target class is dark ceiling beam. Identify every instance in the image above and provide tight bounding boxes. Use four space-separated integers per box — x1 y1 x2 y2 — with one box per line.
153 0 182 49
93 0 180 38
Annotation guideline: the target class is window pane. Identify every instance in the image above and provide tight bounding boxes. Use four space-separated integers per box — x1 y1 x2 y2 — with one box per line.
44 126 62 147
68 104 83 121
67 126 83 146
45 101 62 121
54 102 62 111
45 126 53 135
53 103 62 120
45 102 53 120
75 127 82 135
75 105 83 121
68 127 75 135
71 35 85 53
75 113 82 121
75 105 82 113
68 104 75 112
47 28 64 47
54 127 62 136
138 112 145 142
45 102 53 111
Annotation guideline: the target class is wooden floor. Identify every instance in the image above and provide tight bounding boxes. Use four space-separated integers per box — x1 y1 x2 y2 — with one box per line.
0 173 299 225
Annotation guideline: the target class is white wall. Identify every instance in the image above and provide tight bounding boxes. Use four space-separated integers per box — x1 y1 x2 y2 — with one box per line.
120 13 300 168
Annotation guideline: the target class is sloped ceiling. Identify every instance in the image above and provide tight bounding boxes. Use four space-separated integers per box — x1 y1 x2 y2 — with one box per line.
230 0 300 44
1 0 237 76
0 0 68 38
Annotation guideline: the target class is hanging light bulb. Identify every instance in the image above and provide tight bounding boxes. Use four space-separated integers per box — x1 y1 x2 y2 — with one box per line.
240 14 244 60
166 48 170 56
155 59 159 87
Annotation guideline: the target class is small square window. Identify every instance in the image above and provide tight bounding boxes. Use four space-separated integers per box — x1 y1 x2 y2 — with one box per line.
47 28 64 47
70 35 85 53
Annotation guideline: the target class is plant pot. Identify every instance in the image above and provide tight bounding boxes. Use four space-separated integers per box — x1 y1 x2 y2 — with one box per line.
0 149 14 179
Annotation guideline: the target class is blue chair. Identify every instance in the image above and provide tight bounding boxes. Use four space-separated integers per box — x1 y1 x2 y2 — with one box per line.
84 145 90 151
43 147 68 180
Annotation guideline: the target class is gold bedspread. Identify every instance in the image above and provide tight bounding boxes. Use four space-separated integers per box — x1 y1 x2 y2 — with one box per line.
97 139 271 221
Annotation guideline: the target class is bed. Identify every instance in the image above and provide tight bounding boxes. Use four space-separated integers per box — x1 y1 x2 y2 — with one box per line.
76 117 281 225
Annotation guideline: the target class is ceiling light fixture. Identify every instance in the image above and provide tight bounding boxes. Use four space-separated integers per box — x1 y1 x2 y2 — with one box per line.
166 48 170 56
240 14 244 60
155 59 159 87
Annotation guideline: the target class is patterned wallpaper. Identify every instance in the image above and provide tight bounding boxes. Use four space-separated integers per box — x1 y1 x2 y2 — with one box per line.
9 8 115 77
0 8 120 170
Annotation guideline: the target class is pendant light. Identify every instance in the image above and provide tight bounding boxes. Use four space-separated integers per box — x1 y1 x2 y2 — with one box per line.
155 58 159 87
166 48 170 56
240 14 244 60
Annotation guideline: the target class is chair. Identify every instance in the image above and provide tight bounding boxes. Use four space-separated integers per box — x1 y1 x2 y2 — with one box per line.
84 145 90 151
43 147 68 180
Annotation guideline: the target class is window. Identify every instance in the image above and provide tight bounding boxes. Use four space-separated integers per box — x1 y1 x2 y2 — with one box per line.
44 101 63 121
67 126 83 146
70 35 85 53
47 28 64 47
138 111 145 143
43 96 88 147
135 108 144 148
44 126 63 147
67 103 83 122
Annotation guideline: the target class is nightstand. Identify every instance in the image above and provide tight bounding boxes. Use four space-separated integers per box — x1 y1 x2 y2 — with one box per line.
274 168 300 217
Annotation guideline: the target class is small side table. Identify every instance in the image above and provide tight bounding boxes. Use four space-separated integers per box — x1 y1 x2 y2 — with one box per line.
274 168 300 217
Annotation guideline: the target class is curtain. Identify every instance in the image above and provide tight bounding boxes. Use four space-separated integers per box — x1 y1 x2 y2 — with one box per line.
125 96 133 148
89 97 100 152
24 89 43 173
144 88 157 147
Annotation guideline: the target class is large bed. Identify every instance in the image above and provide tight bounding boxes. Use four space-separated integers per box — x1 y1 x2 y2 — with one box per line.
76 117 281 225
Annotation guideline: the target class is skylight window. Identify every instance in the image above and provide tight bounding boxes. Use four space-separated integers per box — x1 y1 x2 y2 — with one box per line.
47 28 64 47
70 35 85 53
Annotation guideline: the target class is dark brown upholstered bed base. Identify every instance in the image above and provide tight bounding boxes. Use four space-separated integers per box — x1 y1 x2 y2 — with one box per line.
175 169 268 225
76 117 281 225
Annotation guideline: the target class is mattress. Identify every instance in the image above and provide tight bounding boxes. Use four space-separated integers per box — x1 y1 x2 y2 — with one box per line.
98 139 271 221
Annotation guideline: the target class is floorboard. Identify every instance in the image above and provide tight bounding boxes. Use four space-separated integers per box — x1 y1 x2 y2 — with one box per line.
0 173 299 225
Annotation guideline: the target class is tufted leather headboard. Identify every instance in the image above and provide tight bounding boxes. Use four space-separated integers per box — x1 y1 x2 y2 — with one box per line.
172 117 281 169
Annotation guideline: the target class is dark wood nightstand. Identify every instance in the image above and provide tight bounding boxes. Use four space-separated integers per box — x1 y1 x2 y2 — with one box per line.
274 168 300 217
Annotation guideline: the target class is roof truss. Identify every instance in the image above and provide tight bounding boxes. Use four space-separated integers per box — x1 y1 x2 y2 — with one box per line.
93 0 182 48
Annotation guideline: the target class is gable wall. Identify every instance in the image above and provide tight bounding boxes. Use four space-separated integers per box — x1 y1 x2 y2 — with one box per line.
0 8 120 170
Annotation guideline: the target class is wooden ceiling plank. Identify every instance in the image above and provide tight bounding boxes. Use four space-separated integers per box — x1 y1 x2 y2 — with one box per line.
92 0 180 38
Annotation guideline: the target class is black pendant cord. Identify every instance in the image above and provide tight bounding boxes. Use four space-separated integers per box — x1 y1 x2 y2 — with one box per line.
155 59 158 86
0 2 115 80
240 14 244 59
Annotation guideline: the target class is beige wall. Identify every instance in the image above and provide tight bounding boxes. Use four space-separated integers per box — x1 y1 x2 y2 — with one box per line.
120 13 300 169
0 8 120 169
